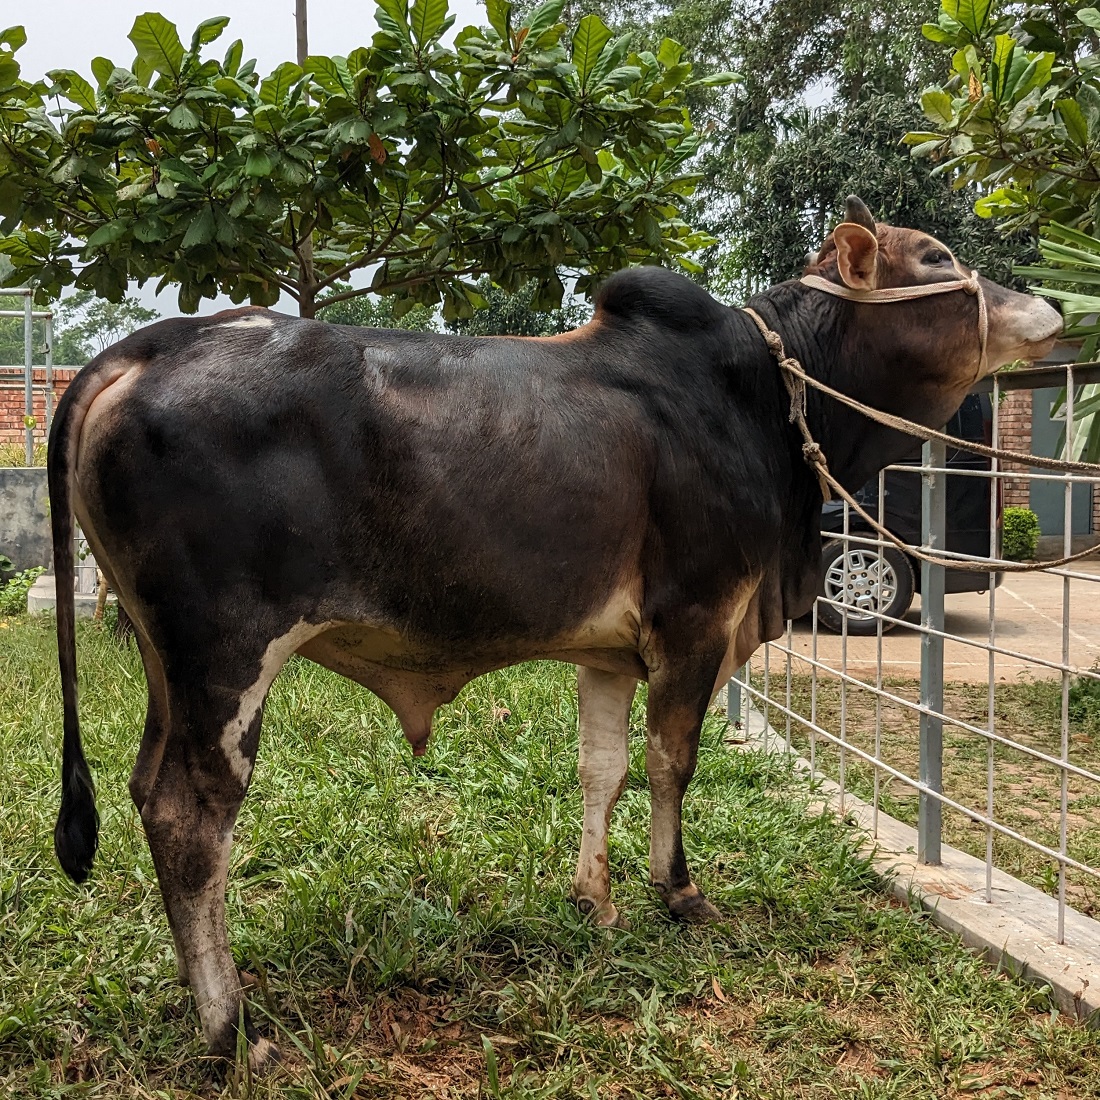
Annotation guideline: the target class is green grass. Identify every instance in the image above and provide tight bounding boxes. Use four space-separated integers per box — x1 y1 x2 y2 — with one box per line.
763 673 1100 918
1 614 1098 1098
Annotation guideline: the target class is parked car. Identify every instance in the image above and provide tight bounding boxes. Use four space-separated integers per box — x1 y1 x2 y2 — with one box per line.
817 394 1002 634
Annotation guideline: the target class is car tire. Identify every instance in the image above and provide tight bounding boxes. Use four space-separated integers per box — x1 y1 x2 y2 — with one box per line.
817 539 916 635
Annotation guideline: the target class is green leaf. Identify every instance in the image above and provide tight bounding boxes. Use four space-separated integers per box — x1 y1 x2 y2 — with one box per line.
1057 97 1090 147
572 15 613 87
133 214 166 242
181 206 216 248
304 55 351 96
656 38 682 67
376 0 411 41
0 26 27 52
191 17 230 52
128 13 186 79
921 89 954 126
523 0 565 40
245 148 272 177
486 0 511 42
1017 52 1055 98
90 56 114 88
259 61 304 105
944 0 992 37
990 34 1015 100
410 0 448 47
696 71 741 87
116 178 151 202
85 221 130 248
47 69 97 111
922 22 955 44
223 39 243 76
901 130 945 145
166 101 201 130
973 187 1027 218
1078 7 1100 31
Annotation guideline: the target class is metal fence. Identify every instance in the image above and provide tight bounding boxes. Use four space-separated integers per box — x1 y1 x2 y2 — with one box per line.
1 287 54 464
728 361 1100 946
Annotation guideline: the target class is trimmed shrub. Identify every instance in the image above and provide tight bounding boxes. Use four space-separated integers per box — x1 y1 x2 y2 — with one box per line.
1002 506 1040 561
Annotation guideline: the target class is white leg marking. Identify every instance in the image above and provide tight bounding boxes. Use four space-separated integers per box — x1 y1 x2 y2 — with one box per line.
574 668 636 925
178 828 241 1037
647 740 682 888
219 620 326 786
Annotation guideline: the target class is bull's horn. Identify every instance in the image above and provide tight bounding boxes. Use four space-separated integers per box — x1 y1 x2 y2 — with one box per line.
844 195 877 237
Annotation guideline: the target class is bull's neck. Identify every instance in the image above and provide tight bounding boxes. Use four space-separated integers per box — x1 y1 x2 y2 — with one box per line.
742 280 926 493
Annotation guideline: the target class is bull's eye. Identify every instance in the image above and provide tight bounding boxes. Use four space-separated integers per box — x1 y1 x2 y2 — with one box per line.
923 250 951 266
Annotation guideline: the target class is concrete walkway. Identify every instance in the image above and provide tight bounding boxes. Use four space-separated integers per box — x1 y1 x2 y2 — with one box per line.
785 561 1100 682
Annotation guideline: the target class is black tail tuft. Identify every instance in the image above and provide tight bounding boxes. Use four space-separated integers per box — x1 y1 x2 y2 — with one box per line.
55 754 99 882
48 356 119 884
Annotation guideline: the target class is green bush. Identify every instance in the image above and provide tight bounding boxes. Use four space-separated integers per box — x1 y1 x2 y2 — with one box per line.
0 566 44 615
1002 507 1040 561
1069 670 1100 735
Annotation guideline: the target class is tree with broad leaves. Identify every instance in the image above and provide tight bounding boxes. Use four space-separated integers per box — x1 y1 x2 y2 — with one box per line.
541 0 1024 297
908 0 1100 460
0 2 734 318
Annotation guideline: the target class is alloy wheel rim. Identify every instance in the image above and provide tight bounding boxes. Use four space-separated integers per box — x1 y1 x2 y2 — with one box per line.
824 549 899 622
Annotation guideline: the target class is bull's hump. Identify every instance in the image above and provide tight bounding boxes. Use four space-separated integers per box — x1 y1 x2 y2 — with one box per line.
595 267 729 333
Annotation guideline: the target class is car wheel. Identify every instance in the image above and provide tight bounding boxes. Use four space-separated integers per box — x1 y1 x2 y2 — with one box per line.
817 540 915 635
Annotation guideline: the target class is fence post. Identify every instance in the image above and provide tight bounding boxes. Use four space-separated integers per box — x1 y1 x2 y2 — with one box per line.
919 436 946 864
23 293 33 466
45 311 54 434
727 664 745 724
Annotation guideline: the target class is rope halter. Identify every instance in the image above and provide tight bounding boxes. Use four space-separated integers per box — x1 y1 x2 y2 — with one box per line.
798 268 989 381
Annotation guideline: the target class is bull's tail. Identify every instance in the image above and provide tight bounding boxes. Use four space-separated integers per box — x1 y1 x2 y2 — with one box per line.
49 358 130 882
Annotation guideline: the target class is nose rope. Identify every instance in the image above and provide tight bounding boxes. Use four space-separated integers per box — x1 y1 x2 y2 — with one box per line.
742 281 1100 572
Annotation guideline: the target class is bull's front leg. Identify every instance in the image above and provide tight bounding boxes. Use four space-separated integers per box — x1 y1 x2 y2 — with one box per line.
644 647 726 923
572 667 637 928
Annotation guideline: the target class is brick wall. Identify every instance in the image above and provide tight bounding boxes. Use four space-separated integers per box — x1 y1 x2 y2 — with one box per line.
998 388 1032 510
998 385 1098 535
0 368 78 447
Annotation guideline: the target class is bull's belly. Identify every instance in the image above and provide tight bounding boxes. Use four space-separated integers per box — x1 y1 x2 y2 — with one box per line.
298 625 647 684
295 590 648 748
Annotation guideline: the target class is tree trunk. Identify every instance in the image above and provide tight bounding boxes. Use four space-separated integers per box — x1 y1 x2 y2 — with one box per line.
298 282 316 319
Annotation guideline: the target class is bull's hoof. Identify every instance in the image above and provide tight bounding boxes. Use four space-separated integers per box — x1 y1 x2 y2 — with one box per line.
572 893 630 930
247 1037 283 1076
659 884 724 924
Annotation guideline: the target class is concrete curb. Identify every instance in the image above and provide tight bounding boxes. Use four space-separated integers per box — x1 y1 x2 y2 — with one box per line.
26 573 106 618
725 701 1100 1026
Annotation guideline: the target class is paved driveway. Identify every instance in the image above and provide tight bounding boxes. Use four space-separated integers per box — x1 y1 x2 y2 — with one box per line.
783 561 1100 683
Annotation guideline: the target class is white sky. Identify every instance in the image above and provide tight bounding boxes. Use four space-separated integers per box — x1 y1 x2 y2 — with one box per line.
11 0 488 318
14 0 486 87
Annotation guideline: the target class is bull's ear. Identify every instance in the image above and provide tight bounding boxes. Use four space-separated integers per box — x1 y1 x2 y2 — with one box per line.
833 223 879 290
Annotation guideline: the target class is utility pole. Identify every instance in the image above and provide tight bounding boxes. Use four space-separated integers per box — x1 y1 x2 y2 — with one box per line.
295 0 315 314
296 0 308 65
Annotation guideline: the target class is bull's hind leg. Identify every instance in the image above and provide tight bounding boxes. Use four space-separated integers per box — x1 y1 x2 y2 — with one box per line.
645 652 725 924
571 667 636 928
126 631 195 984
139 625 315 1071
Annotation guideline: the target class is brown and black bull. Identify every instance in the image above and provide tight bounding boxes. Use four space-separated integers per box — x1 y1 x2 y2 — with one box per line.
48 200 1060 1068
